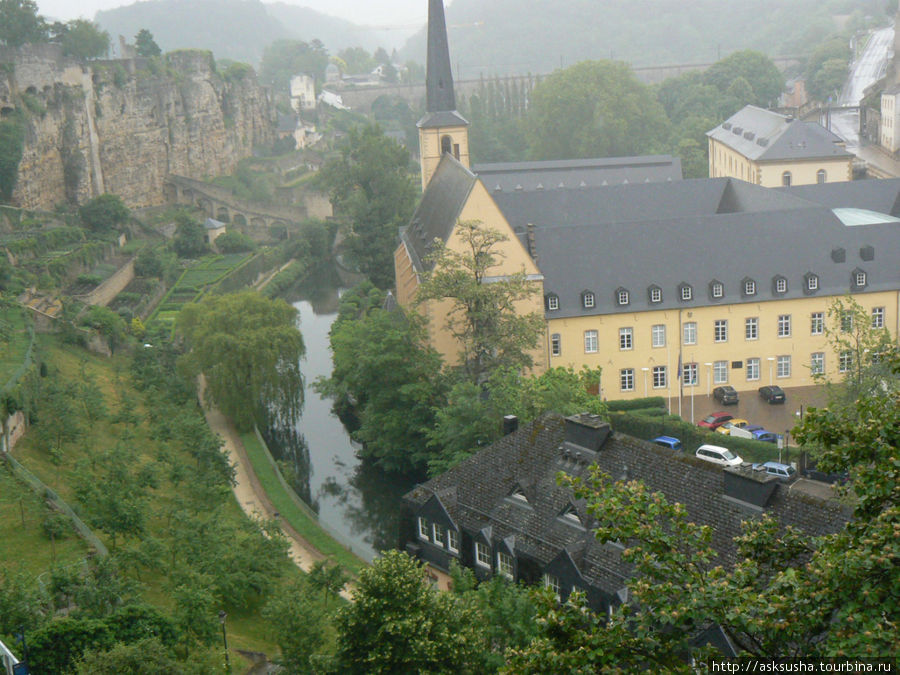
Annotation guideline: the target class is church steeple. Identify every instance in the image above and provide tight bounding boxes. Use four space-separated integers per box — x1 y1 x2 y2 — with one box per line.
418 0 470 191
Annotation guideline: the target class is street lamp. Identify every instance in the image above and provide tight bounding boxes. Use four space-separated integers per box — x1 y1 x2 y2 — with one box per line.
704 362 713 397
641 367 649 397
767 357 775 385
218 610 230 672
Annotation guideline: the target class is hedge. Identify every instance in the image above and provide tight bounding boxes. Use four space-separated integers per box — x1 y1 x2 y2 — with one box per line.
606 396 667 412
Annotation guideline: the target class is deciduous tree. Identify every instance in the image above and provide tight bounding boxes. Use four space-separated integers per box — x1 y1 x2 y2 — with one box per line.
0 0 46 47
78 193 129 233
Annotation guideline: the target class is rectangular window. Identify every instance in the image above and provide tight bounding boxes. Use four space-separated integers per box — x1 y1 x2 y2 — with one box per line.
841 311 853 333
713 360 728 384
811 352 825 376
650 287 662 303
807 275 818 291
681 286 692 301
620 368 635 392
550 333 561 357
711 282 724 298
417 517 429 540
651 324 666 348
617 290 629 305
447 529 459 553
683 322 697 345
542 574 561 598
652 365 667 388
583 293 595 308
872 307 885 329
745 280 756 295
475 542 491 568
714 319 728 343
584 330 598 354
839 351 852 373
683 362 698 386
619 327 633 350
811 312 824 335
745 317 758 340
776 278 787 293
497 552 514 578
777 314 791 338
548 296 559 311
432 523 445 546
777 355 791 378
746 358 760 381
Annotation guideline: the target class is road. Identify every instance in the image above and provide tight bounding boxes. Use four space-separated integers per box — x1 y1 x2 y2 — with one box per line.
828 25 894 148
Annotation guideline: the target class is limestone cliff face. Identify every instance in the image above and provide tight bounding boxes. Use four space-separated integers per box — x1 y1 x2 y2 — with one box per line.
0 44 275 209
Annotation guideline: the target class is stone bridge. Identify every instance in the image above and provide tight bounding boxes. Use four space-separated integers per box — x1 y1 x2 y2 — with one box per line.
327 56 804 113
164 175 308 241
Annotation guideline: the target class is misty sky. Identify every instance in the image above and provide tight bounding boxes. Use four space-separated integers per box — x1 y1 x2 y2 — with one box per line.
36 0 438 27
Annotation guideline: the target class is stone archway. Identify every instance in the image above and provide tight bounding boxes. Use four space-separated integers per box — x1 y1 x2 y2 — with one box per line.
216 206 230 222
232 213 247 228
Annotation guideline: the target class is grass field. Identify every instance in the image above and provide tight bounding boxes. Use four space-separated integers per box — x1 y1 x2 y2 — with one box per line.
0 306 33 391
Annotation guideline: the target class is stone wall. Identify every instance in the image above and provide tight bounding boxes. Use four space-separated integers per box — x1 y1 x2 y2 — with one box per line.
2 45 276 210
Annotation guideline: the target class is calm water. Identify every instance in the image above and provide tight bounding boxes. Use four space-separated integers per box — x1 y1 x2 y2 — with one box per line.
263 270 414 562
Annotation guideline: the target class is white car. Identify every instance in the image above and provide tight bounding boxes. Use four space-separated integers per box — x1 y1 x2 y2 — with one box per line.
695 444 743 467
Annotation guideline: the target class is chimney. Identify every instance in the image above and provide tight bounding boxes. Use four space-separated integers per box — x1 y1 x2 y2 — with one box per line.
564 413 611 453
503 415 519 435
723 466 779 509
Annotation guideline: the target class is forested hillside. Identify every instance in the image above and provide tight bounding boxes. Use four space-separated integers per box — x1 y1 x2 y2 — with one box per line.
401 0 888 76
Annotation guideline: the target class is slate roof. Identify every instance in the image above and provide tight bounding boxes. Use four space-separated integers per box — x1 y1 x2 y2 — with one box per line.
424 0 456 114
491 177 900 318
400 154 477 273
707 105 852 162
472 155 683 193
405 415 849 596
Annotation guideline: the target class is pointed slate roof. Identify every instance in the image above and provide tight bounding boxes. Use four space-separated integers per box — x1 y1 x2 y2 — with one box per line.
418 0 468 129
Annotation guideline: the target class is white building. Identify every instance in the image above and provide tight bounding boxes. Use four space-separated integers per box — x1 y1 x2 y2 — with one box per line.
880 85 900 153
290 74 316 113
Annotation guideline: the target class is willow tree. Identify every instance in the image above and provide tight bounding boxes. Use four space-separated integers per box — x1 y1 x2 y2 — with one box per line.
179 291 305 430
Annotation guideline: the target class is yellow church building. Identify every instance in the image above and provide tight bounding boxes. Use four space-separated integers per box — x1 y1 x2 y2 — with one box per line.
395 0 900 403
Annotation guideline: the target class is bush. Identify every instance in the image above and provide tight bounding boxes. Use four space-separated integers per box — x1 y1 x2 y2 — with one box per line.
606 396 667 412
214 230 256 253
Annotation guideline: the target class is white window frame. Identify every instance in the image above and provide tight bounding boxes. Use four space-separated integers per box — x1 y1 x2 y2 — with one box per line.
550 333 561 357
620 368 635 392
617 290 629 306
475 541 491 568
650 287 662 303
714 319 728 343
775 278 787 293
548 295 559 311
776 355 791 378
747 358 760 381
584 330 598 354
777 314 791 338
432 523 445 547
872 307 885 329
745 280 756 296
811 312 824 335
711 282 724 298
683 322 697 345
811 352 825 376
417 517 429 540
807 275 818 291
683 362 698 386
447 529 459 553
855 271 867 287
839 351 852 373
543 573 561 598
619 327 633 350
816 169 826 184
841 311 853 333
651 324 666 348
583 292 595 309
652 365 667 388
713 360 728 384
745 317 758 340
497 551 514 579
681 285 692 301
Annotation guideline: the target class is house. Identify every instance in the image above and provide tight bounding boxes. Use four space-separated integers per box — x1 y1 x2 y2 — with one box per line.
394 0 900 402
203 217 226 245
290 74 317 113
402 413 848 614
707 105 853 186
880 85 900 153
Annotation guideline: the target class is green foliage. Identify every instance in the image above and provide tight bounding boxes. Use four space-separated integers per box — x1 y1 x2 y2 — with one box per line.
134 246 166 278
416 220 545 385
805 37 850 102
526 60 670 160
606 396 666 412
213 229 256 254
260 39 329 92
75 638 184 674
0 0 47 47
60 19 110 59
28 615 115 674
337 47 375 75
179 291 305 431
263 576 332 673
78 194 130 233
172 212 208 258
334 550 487 674
221 61 253 82
0 110 25 203
702 49 785 108
316 124 416 288
134 28 161 57
80 305 128 353
459 76 534 163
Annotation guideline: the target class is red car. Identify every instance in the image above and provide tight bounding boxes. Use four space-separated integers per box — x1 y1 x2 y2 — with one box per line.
697 412 734 430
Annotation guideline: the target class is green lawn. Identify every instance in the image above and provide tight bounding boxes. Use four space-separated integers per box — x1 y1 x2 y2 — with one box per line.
240 431 367 577
0 306 33 391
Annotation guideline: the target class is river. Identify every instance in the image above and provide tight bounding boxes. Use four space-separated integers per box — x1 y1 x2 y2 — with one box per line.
262 267 415 563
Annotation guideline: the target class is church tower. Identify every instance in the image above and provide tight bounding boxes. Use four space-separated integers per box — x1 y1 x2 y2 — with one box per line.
417 0 470 191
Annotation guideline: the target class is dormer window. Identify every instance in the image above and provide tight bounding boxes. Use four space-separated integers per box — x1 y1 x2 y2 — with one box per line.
774 276 787 294
710 281 724 299
805 273 819 292
743 279 757 296
853 269 867 288
649 286 662 303
679 284 692 301
417 516 429 540
616 288 630 306
547 294 559 311
583 292 595 309
508 487 530 506
559 504 584 527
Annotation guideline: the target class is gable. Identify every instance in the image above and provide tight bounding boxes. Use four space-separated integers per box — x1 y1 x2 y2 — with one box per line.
419 493 458 530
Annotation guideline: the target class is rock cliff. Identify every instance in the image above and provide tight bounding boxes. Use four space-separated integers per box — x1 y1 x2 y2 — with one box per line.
0 44 275 210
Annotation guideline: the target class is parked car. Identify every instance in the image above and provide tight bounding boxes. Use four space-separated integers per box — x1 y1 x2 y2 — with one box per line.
712 385 739 405
716 418 750 435
698 412 734 430
695 444 743 467
803 462 850 485
651 436 682 451
758 385 786 404
752 461 797 482
749 428 779 444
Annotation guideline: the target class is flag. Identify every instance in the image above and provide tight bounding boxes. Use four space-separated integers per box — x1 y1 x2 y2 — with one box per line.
676 352 682 380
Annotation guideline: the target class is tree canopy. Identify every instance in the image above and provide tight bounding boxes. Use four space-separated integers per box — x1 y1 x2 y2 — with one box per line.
179 291 305 430
701 49 784 108
260 39 329 92
134 28 161 57
0 0 46 47
59 19 110 59
78 193 130 233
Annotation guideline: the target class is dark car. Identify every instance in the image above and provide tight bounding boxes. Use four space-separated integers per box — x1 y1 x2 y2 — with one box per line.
712 385 739 405
803 462 850 485
697 412 734 430
758 385 786 404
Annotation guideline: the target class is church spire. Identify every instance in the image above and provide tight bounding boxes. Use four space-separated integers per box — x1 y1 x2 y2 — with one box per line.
426 0 456 112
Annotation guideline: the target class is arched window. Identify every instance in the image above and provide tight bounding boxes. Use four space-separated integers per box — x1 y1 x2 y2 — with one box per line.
782 171 792 187
441 135 452 155
816 169 826 184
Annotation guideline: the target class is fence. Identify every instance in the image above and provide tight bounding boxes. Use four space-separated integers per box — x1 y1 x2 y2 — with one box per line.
0 638 19 675
2 453 108 557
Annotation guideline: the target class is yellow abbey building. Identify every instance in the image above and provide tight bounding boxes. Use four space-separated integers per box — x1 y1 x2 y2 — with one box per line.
395 1 900 402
